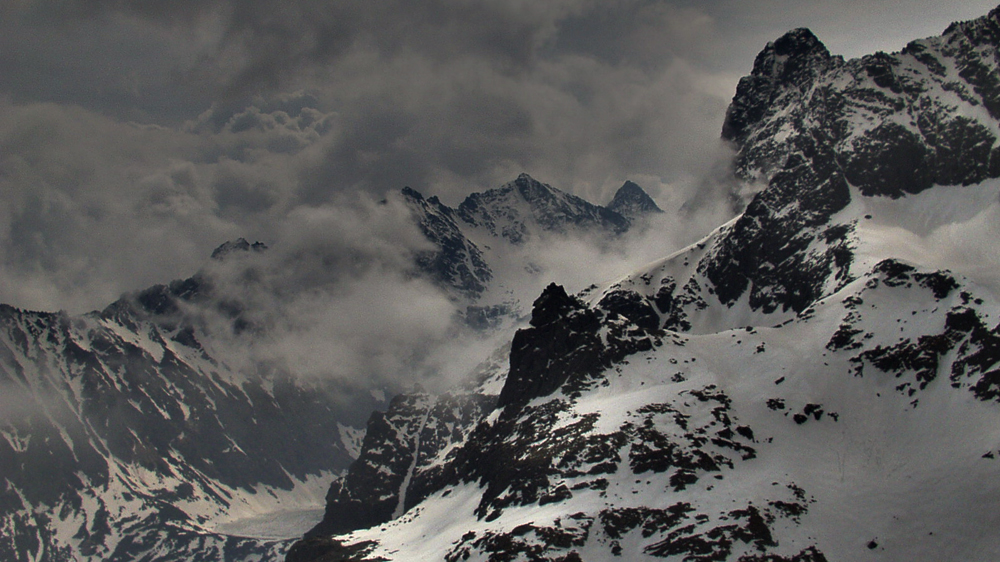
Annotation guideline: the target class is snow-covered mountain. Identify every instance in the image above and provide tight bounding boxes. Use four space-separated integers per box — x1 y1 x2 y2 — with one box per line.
455 173 631 246
403 173 661 309
0 171 655 561
0 243 360 561
607 181 665 222
289 7 1000 561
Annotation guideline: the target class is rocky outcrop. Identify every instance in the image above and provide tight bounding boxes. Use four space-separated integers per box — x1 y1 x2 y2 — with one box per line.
0 247 348 562
289 8 1000 562
403 174 653 303
307 391 494 537
606 180 664 221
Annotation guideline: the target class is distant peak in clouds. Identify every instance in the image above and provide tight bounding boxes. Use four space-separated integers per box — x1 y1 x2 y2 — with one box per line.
210 238 269 261
607 180 663 220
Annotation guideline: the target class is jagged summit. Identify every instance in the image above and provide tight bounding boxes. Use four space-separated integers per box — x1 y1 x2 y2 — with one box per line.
722 28 841 145
456 174 629 245
756 27 830 68
752 27 837 83
606 180 663 220
400 185 424 200
397 174 634 303
943 4 1000 38
703 6 1000 322
511 172 548 200
210 237 268 260
726 4 1000 196
290 8 1000 561
473 173 567 210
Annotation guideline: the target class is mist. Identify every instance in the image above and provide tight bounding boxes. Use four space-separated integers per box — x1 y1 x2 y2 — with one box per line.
3 1 1000 399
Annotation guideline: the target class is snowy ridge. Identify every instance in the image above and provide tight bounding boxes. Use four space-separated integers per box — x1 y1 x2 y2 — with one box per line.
456 173 630 246
0 265 349 561
401 174 661 319
290 7 1000 562
292 238 1000 562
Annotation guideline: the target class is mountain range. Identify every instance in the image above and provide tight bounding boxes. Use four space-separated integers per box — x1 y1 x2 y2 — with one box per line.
0 162 660 560
287 6 1000 562
6 5 1000 562
404 173 661 311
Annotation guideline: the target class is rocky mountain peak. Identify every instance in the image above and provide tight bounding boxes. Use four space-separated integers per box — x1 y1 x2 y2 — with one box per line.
607 180 663 220
527 283 581 328
723 28 841 145
760 28 829 65
748 27 836 88
509 173 564 205
456 174 630 245
943 5 1000 40
210 237 268 260
400 185 424 201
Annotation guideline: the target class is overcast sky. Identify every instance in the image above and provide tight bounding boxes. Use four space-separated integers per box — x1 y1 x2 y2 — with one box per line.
1 0 998 314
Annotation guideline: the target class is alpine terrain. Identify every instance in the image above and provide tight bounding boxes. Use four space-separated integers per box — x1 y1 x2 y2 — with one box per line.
0 167 659 557
402 173 660 327
0 242 352 561
288 6 1000 562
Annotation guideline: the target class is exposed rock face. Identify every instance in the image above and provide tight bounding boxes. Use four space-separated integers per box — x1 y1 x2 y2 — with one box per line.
722 14 1000 196
606 180 664 221
457 173 630 245
497 283 658 409
290 8 1000 562
403 187 494 299
402 173 651 303
210 238 269 261
498 284 604 409
721 28 838 149
307 391 494 537
0 256 349 561
684 7 1000 324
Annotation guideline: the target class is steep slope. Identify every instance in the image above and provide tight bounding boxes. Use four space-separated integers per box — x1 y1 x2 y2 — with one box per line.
0 244 355 562
403 187 495 300
293 263 1000 561
0 170 656 561
304 344 510 539
607 181 665 222
401 173 656 307
456 173 630 246
289 7 1000 562
618 7 1000 333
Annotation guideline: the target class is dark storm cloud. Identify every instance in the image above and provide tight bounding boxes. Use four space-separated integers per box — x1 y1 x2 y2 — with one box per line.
1 0 583 118
1 0 999 317
6 0 998 120
0 101 224 311
0 0 753 210
2 0 1000 396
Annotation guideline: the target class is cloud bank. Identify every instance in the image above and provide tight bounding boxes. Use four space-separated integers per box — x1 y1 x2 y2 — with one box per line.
2 0 996 313
2 1 999 398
